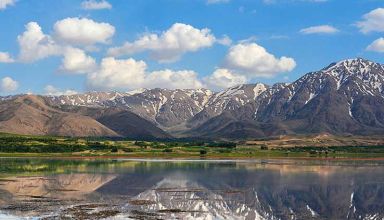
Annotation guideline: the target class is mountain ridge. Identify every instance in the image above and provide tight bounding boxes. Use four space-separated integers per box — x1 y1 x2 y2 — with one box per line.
1 58 383 139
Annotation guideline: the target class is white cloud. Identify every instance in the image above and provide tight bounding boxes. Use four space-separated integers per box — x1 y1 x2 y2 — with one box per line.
87 57 146 90
357 8 384 34
17 21 98 75
60 47 97 74
300 25 339 34
81 0 112 10
207 0 230 4
108 23 216 63
145 70 203 89
223 43 296 78
87 57 203 90
0 0 15 10
44 85 78 96
0 77 18 92
204 68 247 90
17 22 61 62
53 17 115 46
367 38 384 53
0 52 14 63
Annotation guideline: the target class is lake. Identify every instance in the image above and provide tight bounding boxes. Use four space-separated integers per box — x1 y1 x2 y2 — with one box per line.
0 158 383 220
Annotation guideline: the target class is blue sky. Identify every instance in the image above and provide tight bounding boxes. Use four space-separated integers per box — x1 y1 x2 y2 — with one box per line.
0 0 384 95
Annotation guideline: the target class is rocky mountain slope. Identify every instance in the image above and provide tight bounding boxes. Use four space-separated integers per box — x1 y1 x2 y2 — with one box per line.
186 83 268 128
0 95 170 138
69 106 172 139
104 88 213 129
1 58 383 139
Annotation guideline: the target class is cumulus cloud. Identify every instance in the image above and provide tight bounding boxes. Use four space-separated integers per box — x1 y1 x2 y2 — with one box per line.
44 85 78 96
204 68 247 90
87 57 203 90
0 0 15 10
18 18 114 62
87 57 146 90
300 25 339 34
17 22 61 62
367 38 384 53
0 77 18 92
357 8 384 34
53 17 115 46
60 47 97 74
223 43 296 78
17 21 98 75
0 52 14 63
145 70 203 89
108 23 217 63
81 0 112 10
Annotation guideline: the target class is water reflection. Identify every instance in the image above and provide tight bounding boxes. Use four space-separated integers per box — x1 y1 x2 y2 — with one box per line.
0 158 383 219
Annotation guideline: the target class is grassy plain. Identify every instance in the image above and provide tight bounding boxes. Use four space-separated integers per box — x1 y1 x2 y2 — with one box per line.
0 133 383 159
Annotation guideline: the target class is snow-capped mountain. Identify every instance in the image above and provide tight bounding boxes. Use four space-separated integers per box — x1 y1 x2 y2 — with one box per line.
191 58 384 138
254 58 384 123
47 85 268 130
104 88 213 128
46 90 146 107
47 91 127 107
187 84 268 128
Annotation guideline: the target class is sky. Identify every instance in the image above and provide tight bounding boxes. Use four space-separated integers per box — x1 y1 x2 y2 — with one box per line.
0 0 384 95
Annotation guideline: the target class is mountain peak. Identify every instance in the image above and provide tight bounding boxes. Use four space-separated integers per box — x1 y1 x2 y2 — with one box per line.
323 58 382 73
320 58 384 89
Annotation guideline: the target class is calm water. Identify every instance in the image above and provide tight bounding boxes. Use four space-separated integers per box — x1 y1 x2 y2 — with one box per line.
0 158 384 220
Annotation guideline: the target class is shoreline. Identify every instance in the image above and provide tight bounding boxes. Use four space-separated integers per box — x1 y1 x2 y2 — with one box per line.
2 153 384 161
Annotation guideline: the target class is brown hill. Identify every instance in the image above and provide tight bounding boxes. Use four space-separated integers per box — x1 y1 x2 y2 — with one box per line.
0 95 118 137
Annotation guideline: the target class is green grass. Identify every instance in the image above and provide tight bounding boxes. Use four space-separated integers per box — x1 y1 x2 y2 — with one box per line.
0 133 383 159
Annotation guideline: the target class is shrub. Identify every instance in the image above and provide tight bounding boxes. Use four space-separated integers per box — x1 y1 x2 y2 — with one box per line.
134 141 147 147
206 142 237 149
122 148 134 153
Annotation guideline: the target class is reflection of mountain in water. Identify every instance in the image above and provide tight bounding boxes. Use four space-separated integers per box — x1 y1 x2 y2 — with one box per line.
96 162 384 220
0 160 384 219
0 174 116 218
124 176 264 219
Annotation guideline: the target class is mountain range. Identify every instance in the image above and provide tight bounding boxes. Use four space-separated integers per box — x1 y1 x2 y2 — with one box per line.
1 58 383 140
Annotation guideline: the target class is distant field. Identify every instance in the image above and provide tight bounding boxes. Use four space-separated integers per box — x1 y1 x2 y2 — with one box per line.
0 133 383 159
